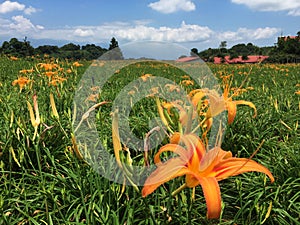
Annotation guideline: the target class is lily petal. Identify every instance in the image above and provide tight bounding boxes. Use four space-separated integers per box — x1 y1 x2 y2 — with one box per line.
181 134 206 160
154 144 190 164
214 158 275 183
197 177 222 219
226 101 237 124
234 100 257 118
142 157 189 197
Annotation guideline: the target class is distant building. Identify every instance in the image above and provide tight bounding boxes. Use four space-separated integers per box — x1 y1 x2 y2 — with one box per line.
175 56 201 62
213 55 269 64
278 36 298 42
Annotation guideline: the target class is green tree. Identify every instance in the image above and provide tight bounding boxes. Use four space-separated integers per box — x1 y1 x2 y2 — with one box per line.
219 41 227 54
191 48 199 56
219 41 227 49
35 45 59 55
241 54 249 60
60 43 80 51
0 37 34 57
102 37 124 60
109 37 119 50
81 44 107 60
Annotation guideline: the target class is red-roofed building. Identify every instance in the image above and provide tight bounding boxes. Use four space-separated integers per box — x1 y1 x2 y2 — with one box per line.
213 55 269 64
175 56 201 62
278 36 299 42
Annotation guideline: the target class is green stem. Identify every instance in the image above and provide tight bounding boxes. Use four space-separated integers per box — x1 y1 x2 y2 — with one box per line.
171 183 187 196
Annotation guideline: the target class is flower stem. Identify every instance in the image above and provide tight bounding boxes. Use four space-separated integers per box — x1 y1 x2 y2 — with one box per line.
171 183 187 196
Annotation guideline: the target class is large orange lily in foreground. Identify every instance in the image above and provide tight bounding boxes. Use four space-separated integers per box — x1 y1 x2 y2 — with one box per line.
142 133 274 219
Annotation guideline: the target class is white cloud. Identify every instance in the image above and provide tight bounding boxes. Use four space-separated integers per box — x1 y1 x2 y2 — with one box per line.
0 1 25 13
231 0 300 16
24 6 37 15
0 1 37 15
288 8 300 16
148 0 196 14
114 21 212 42
74 28 95 37
251 27 280 39
7 15 43 34
218 27 280 42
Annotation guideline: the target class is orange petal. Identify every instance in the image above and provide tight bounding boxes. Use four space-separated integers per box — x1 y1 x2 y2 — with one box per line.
197 177 222 219
191 90 206 108
199 147 220 172
142 158 188 197
214 158 274 183
170 132 181 144
182 134 206 160
226 101 237 124
153 144 190 164
234 100 257 118
206 90 226 117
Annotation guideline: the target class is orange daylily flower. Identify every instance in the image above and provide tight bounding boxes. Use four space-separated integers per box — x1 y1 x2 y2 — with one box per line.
181 79 194 86
73 61 83 67
142 133 274 219
188 83 256 126
19 68 34 74
146 87 159 97
38 63 58 71
140 73 153 82
165 83 180 92
45 71 58 77
85 93 99 103
48 76 67 86
12 76 31 91
10 56 18 61
222 81 257 124
128 90 136 95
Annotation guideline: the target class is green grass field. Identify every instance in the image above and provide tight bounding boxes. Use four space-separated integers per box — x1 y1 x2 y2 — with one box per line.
0 56 299 225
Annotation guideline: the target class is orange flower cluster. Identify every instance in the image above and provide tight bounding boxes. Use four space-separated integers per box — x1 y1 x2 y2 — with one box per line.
12 77 32 92
37 62 67 87
12 60 82 92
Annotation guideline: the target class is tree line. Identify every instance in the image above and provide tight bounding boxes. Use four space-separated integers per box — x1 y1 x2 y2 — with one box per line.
0 37 121 60
1 31 300 63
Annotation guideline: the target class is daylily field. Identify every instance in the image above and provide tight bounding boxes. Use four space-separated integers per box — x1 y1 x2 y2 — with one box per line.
0 55 299 225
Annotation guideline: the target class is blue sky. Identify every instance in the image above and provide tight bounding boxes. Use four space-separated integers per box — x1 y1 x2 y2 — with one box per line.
0 0 300 51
